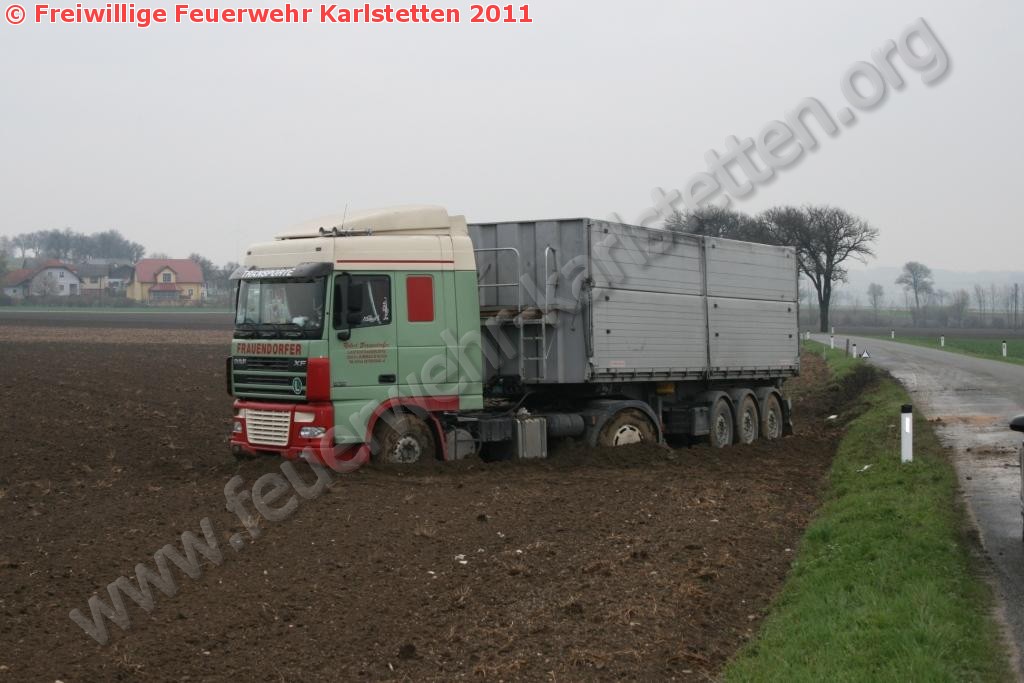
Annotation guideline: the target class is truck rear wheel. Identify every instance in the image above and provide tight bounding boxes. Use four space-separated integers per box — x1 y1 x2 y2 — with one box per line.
597 409 656 447
735 396 759 445
761 394 783 441
709 399 734 449
373 414 437 464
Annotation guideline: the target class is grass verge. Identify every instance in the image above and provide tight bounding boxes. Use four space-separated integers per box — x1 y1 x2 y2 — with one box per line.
800 339 863 382
865 334 1024 367
724 350 1012 682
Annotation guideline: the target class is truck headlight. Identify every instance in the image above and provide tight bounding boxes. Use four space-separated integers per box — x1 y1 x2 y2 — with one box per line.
233 421 244 434
294 411 316 424
299 426 326 439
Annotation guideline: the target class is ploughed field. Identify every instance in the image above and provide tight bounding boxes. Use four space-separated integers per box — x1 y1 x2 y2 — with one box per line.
0 321 846 681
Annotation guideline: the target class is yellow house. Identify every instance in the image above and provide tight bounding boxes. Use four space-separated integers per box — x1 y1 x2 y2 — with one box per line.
128 259 205 305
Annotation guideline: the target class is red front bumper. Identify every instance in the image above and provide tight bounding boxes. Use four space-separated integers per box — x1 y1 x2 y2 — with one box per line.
230 400 365 467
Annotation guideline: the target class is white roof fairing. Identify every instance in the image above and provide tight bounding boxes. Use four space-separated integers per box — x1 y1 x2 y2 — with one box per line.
276 205 468 239
243 205 476 271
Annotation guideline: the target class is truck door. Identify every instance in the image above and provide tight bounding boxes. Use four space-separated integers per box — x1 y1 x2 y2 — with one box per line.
396 272 456 394
331 272 398 394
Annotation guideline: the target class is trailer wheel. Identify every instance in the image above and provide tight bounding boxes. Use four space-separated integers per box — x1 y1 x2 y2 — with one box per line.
761 394 783 441
373 414 437 465
598 409 657 447
735 396 760 445
709 399 734 449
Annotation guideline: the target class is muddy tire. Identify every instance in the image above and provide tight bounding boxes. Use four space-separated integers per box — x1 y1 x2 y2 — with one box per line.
373 414 437 464
761 394 783 441
735 395 759 445
597 409 657 447
708 399 734 449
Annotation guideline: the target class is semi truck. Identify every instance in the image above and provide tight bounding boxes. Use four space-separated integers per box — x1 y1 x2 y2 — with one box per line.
227 205 800 466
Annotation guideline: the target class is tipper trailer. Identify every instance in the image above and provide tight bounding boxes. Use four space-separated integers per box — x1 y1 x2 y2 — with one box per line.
228 206 799 465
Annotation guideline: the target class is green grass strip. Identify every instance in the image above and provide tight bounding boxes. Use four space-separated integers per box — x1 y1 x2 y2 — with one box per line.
724 355 1012 682
863 335 1024 367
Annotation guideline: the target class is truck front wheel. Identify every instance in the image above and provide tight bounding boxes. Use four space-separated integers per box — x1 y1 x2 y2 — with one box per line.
597 409 657 447
373 414 437 464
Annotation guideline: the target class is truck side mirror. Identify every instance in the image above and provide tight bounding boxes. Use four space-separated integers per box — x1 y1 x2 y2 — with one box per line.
335 276 364 341
1011 416 1024 433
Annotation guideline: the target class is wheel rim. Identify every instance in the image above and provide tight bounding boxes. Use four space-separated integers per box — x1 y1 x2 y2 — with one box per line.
390 435 422 464
612 424 643 446
766 411 780 439
742 409 757 442
714 414 731 446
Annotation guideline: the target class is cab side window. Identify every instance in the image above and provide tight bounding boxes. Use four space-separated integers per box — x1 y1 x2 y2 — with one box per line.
334 275 391 329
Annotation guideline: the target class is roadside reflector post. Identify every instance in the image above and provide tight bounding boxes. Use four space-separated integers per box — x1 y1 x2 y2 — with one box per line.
891 329 895 339
852 343 858 359
940 336 945 348
829 335 835 350
901 405 913 463
1004 341 1009 358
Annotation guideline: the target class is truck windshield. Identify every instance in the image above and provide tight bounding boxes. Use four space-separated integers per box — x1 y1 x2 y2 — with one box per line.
234 278 326 340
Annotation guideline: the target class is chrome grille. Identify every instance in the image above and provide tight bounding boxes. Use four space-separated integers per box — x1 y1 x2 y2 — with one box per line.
246 409 291 447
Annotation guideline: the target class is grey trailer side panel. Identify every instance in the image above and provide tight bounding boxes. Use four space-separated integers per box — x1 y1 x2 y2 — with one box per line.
704 237 797 302
591 287 708 379
708 297 799 372
590 220 703 295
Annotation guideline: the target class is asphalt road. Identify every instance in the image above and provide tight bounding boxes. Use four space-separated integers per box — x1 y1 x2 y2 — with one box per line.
814 333 1024 662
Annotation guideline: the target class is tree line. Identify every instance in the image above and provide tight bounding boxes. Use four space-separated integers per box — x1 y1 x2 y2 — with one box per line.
2 229 145 264
859 262 1024 329
665 204 879 332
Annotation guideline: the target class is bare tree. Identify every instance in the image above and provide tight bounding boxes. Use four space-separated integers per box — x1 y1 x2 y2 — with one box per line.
760 205 878 333
896 262 934 326
665 206 767 242
950 289 970 328
32 272 59 297
867 283 884 324
973 284 988 325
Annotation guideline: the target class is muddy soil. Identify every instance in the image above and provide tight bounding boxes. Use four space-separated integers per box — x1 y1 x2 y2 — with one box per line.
0 328 849 681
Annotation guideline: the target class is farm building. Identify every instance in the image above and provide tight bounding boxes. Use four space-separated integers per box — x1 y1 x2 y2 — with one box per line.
127 259 204 305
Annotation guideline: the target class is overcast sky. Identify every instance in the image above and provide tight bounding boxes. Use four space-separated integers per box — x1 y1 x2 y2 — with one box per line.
0 0 1020 272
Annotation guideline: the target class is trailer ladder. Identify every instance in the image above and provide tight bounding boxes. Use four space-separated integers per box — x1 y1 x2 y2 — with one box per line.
474 245 558 382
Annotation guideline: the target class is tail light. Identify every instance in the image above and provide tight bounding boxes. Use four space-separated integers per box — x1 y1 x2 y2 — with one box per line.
307 357 331 402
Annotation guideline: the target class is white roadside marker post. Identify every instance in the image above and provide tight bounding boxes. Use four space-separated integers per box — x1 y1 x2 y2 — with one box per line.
891 329 895 339
1004 341 1009 358
941 336 945 348
830 335 835 350
852 343 858 359
901 404 913 463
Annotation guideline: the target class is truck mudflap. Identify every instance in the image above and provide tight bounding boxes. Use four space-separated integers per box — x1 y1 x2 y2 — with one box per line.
782 397 795 436
230 400 364 467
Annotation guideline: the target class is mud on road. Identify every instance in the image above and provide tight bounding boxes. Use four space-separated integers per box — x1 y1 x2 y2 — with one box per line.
0 327 853 681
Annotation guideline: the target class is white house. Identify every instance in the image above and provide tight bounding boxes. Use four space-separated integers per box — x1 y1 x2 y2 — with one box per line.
2 260 82 298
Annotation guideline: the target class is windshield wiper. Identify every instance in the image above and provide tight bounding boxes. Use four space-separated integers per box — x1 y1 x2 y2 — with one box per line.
234 322 258 339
